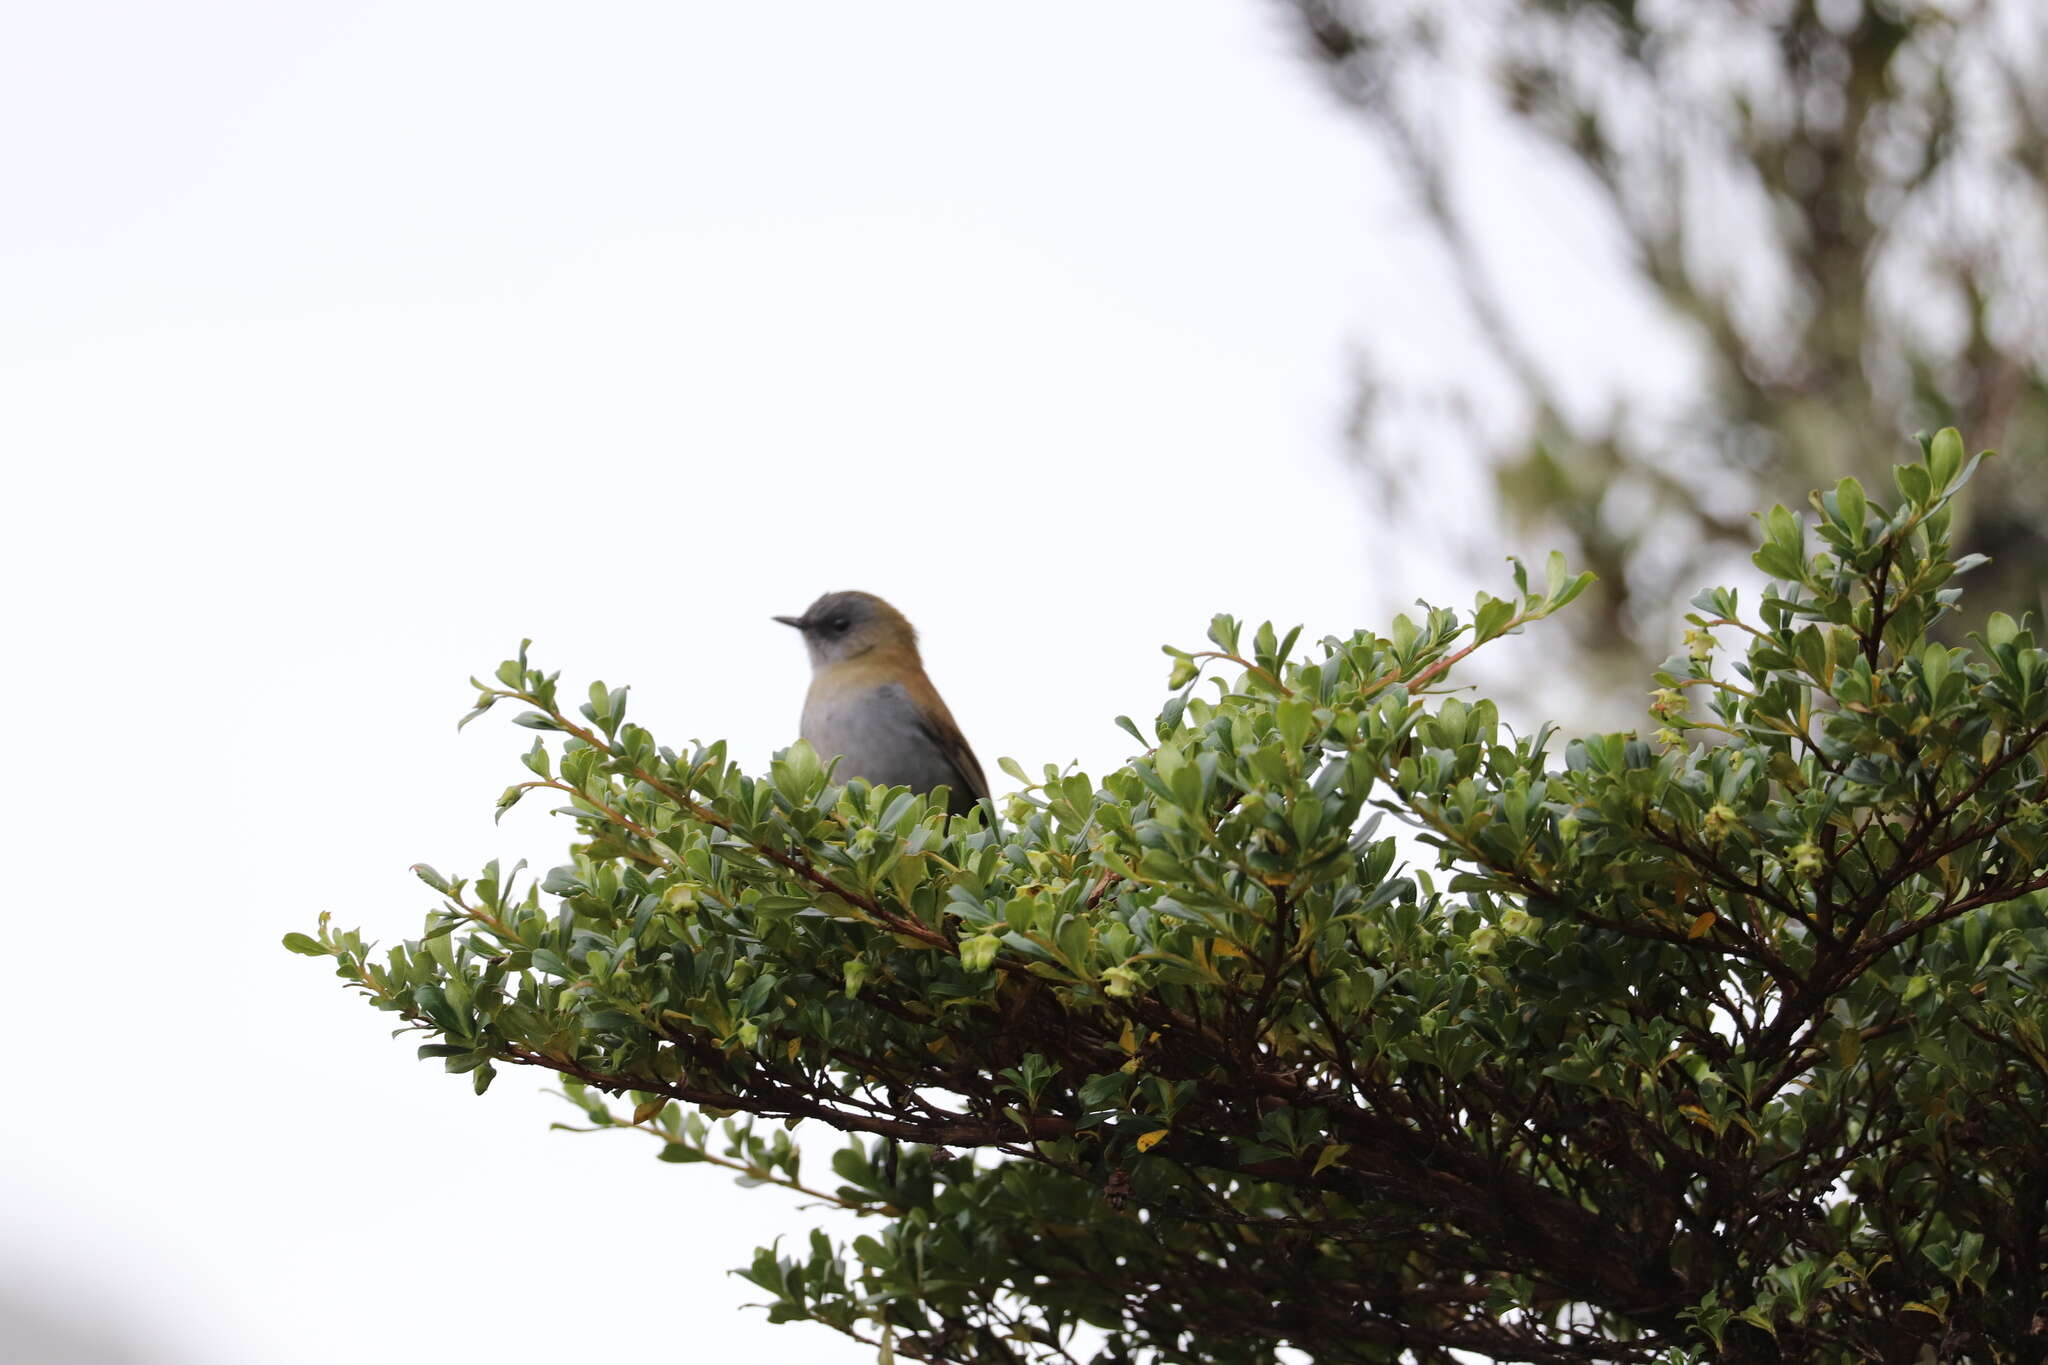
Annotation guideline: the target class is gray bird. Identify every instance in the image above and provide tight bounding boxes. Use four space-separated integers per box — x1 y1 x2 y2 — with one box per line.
775 590 990 817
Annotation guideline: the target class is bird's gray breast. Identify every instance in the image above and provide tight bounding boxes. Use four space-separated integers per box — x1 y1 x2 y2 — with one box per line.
801 681 959 795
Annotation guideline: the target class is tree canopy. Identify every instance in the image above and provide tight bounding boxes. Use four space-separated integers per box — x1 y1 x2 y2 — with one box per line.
297 431 2048 1362
1281 0 2048 682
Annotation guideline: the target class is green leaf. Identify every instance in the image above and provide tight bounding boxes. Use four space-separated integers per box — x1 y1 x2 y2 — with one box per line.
1834 476 1867 539
1928 426 1964 486
1472 595 1515 643
1753 504 1806 580
1548 569 1594 611
1276 697 1315 750
1921 642 1952 702
282 932 327 956
1894 461 1931 507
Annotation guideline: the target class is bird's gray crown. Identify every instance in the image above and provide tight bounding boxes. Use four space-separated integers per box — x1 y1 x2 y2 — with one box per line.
775 590 916 668
787 591 885 636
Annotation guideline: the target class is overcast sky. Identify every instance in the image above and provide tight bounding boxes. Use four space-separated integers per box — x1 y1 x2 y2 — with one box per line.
0 4 1688 1362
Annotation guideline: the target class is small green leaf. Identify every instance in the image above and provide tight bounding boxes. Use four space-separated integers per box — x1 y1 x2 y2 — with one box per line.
1472 595 1515 643
1921 642 1952 702
282 932 327 956
1548 569 1594 611
1276 697 1316 750
1834 476 1867 538
1895 461 1931 507
1310 1142 1351 1176
1929 426 1964 486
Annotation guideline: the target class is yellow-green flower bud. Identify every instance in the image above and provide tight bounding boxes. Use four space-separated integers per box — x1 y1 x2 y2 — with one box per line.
1101 965 1142 998
960 933 1001 973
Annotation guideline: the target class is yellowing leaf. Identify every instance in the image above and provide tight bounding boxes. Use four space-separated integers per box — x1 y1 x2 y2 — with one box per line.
1119 1021 1138 1054
1678 1104 1716 1130
1211 939 1249 960
1687 911 1718 939
632 1098 667 1125
1310 1143 1351 1176
1135 1128 1170 1153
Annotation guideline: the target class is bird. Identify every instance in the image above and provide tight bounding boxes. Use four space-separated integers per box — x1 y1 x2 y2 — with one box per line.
775 590 990 818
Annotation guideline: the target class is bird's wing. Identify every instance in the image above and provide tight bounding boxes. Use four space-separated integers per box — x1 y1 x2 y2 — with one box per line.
927 713 990 805
892 683 989 806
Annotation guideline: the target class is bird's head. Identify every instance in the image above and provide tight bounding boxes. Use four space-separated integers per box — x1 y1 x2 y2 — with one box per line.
775 591 920 669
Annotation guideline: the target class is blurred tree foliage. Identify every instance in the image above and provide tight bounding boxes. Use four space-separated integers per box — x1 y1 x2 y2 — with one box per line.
1277 0 2048 684
302 435 2048 1361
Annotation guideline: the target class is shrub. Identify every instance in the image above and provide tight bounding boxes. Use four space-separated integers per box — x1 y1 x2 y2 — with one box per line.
295 430 2048 1362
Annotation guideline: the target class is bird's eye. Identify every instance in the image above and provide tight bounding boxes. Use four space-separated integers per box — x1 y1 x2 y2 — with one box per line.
828 616 850 632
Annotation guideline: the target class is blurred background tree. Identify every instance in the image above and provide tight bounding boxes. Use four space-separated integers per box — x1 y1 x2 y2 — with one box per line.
1275 0 2048 697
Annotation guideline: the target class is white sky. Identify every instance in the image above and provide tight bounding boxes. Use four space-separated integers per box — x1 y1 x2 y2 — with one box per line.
0 4 1692 1362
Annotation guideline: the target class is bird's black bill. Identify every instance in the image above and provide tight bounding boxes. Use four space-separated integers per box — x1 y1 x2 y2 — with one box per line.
773 614 807 629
